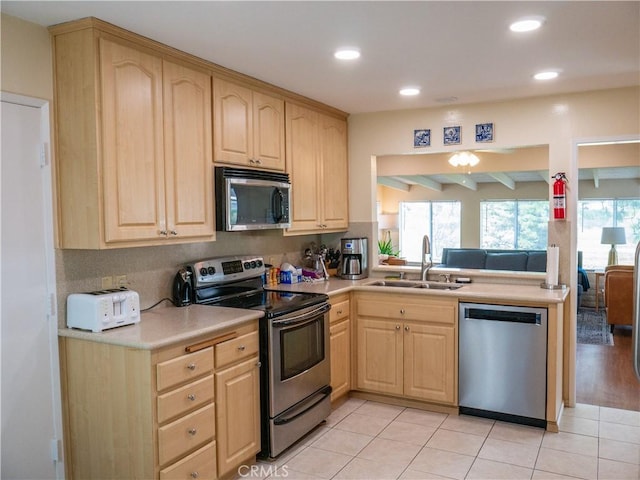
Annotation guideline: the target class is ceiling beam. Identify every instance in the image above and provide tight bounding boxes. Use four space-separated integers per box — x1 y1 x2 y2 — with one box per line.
538 171 550 184
487 172 515 190
377 177 410 192
398 175 443 192
442 174 477 191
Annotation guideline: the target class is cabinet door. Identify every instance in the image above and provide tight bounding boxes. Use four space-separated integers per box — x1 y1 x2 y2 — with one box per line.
214 79 252 166
100 38 165 243
403 323 456 404
285 103 320 232
215 356 261 477
163 60 215 239
356 318 403 395
253 91 285 171
330 318 350 401
319 114 349 230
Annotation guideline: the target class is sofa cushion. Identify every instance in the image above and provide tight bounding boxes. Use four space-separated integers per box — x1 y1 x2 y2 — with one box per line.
527 251 547 272
444 249 487 269
485 252 528 271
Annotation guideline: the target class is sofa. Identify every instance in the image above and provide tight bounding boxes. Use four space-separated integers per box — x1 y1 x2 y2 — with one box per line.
439 248 547 272
604 265 634 333
438 248 589 309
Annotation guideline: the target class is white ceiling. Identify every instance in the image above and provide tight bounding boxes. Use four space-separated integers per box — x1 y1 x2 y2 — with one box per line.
3 1 639 114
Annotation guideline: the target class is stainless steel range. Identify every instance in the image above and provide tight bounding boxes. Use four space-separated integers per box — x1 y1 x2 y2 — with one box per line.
175 256 332 459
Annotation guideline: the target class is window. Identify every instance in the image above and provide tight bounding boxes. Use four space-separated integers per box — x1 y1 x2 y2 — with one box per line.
399 201 461 263
578 199 640 268
480 200 549 250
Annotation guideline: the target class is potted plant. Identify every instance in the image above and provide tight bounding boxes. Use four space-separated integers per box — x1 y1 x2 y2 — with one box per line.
378 231 400 263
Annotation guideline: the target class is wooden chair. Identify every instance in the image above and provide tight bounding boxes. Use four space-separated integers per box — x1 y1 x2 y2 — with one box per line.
604 265 634 333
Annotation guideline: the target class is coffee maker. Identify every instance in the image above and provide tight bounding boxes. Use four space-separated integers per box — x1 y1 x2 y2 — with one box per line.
340 237 368 280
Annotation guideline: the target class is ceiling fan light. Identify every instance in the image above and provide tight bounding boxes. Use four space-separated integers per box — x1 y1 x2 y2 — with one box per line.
449 152 480 167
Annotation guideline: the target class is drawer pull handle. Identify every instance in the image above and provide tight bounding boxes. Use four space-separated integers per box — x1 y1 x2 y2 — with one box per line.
256 361 262 368
187 394 196 401
400 309 405 315
187 363 196 371
337 309 343 315
238 345 246 351
395 325 401 330
188 428 197 436
190 473 199 479
404 325 410 332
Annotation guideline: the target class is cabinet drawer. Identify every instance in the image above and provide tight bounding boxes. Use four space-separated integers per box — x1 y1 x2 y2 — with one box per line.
157 374 215 424
215 331 259 368
158 403 215 466
157 347 214 392
357 299 455 324
160 441 216 480
330 299 350 324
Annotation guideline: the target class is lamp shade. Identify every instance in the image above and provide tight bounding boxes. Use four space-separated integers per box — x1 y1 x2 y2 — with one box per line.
600 227 626 245
378 213 398 230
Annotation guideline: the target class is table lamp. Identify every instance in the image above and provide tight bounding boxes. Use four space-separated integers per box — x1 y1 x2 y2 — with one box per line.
600 227 626 265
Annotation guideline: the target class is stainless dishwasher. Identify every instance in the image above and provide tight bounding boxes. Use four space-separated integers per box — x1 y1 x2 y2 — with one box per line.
459 302 547 428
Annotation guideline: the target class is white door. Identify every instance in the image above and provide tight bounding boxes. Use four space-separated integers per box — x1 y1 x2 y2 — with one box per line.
1 96 63 479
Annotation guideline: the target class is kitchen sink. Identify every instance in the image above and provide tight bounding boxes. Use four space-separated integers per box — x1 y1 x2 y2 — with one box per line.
365 280 463 290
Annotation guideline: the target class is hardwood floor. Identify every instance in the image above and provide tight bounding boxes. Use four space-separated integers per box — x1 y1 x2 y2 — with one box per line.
577 324 640 411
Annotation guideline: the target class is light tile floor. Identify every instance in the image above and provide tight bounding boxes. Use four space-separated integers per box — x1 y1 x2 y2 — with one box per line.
245 399 640 480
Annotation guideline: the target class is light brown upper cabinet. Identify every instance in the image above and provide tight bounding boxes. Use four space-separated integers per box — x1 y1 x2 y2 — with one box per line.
214 78 285 171
51 24 214 248
285 103 349 234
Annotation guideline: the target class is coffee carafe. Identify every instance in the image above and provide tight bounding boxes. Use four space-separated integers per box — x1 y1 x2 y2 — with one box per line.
340 237 368 280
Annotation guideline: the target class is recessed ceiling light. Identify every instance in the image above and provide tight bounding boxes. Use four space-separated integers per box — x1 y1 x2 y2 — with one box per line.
510 16 545 32
399 87 420 96
334 48 360 60
534 71 559 80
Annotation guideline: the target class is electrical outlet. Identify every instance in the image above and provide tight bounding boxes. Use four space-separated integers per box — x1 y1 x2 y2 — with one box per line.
115 275 127 287
101 276 113 289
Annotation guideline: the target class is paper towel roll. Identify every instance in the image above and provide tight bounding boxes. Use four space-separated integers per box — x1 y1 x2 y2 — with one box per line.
546 246 559 286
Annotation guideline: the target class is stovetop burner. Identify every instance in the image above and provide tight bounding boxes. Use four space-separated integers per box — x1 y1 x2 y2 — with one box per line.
206 289 328 319
185 255 328 318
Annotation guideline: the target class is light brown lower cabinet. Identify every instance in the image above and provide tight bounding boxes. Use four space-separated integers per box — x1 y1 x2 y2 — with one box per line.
355 293 457 405
329 293 351 401
59 321 260 479
214 335 261 477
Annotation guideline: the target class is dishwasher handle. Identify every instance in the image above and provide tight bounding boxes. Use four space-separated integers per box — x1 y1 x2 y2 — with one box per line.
463 307 541 325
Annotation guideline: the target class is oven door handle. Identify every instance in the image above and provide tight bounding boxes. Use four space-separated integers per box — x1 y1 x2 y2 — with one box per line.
273 386 332 426
271 303 330 327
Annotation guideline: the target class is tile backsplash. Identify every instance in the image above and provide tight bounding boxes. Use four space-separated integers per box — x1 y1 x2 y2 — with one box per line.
56 223 374 327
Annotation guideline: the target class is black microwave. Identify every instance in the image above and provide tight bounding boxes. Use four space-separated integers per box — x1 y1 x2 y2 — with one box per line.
215 167 291 231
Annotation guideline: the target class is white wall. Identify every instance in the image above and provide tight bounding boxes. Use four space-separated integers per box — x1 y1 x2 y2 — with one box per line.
348 87 640 283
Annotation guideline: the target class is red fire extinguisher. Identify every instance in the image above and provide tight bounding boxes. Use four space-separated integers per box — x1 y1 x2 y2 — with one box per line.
552 172 568 220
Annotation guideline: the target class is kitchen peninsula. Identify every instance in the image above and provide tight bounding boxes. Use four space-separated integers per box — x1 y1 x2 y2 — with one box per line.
271 276 568 432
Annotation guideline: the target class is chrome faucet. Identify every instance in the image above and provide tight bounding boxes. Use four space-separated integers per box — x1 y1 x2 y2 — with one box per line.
421 235 432 281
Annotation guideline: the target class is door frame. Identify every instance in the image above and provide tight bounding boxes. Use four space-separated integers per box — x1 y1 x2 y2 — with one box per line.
569 133 640 408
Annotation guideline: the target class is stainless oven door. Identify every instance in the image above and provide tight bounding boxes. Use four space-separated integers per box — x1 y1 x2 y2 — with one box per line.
268 302 331 417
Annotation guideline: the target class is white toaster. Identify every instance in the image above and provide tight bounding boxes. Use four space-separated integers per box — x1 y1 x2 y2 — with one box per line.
67 288 140 332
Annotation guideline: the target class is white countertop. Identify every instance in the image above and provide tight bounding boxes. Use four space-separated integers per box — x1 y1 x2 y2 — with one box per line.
58 304 263 350
59 276 568 350
269 277 569 304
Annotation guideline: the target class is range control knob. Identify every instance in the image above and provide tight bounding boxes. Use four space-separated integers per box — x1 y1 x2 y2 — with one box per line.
199 267 207 276
244 262 251 270
207 266 216 275
250 261 257 268
256 260 263 267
